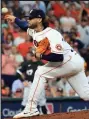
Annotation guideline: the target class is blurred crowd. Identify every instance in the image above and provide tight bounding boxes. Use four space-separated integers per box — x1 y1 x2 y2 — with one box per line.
1 1 89 98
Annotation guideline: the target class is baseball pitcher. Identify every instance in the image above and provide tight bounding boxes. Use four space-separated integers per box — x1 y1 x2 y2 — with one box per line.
4 9 89 118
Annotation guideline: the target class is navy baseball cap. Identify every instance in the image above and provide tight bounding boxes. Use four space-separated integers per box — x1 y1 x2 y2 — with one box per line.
25 9 45 20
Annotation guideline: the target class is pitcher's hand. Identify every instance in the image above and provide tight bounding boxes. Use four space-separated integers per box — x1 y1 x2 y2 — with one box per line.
4 15 16 23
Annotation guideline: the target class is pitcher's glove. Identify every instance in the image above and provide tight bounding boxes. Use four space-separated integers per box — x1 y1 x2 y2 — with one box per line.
30 37 51 60
36 37 50 55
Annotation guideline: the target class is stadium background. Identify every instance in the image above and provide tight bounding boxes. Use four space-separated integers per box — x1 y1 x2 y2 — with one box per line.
1 1 89 118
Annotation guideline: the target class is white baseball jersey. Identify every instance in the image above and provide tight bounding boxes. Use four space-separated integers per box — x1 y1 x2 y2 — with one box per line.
24 27 89 113
27 27 73 57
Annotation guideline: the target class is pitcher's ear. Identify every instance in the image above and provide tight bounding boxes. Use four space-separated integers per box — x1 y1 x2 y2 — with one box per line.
37 18 42 23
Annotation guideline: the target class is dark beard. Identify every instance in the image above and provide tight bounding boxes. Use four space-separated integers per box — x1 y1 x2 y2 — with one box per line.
28 24 37 29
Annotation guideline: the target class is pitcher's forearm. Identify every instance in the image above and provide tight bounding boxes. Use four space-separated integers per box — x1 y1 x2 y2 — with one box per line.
15 17 28 31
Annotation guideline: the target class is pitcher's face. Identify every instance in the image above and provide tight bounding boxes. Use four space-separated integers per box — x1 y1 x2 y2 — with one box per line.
27 18 42 29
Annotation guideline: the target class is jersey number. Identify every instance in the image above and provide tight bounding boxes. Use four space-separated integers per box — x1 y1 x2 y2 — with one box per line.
26 69 33 76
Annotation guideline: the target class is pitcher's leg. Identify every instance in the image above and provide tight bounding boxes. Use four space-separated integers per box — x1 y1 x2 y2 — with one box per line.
25 59 82 111
25 65 65 111
68 70 89 101
13 71 46 118
25 70 47 111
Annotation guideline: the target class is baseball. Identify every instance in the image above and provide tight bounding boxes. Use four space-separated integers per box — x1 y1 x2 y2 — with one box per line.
2 7 8 14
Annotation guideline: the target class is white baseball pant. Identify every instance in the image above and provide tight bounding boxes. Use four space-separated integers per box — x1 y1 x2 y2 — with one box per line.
25 52 89 111
22 82 47 107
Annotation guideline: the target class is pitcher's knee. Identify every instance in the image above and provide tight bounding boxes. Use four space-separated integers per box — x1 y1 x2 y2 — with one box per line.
80 94 89 101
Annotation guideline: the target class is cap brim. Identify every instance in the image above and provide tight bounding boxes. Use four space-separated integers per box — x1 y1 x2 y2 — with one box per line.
24 15 30 17
24 15 35 20
24 15 42 20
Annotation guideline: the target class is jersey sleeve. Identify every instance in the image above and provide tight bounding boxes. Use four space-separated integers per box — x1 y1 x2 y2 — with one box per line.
47 29 64 54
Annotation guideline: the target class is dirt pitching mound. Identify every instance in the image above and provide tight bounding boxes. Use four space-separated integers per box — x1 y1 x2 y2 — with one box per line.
6 110 89 119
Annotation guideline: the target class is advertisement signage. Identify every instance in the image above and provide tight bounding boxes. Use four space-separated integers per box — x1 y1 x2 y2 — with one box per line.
60 100 89 112
1 97 89 119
